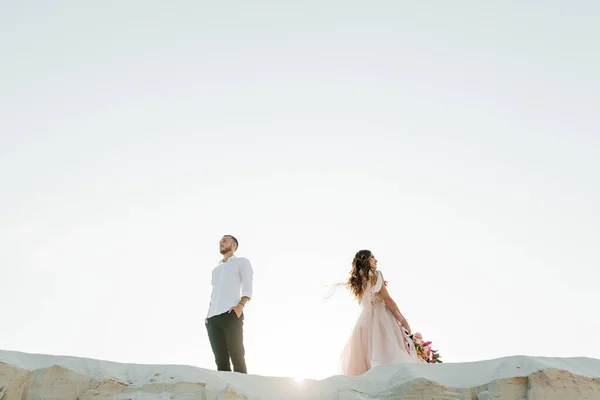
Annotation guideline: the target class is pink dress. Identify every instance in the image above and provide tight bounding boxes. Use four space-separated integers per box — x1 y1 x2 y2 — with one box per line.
339 270 422 376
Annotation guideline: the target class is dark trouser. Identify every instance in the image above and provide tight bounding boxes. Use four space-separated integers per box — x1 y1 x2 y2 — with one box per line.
206 311 247 373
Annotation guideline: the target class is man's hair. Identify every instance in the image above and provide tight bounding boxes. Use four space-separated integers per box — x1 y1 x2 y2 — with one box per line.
224 234 239 250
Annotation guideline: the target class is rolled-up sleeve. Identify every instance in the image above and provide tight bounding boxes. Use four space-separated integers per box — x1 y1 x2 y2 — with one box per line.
240 259 254 299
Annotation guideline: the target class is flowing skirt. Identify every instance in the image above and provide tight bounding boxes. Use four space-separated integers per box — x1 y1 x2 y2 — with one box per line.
339 302 422 376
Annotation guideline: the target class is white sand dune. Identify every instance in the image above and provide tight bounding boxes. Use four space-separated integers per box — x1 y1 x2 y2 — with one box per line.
1 349 599 399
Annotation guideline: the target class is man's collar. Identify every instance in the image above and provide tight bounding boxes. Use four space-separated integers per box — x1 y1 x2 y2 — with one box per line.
219 255 238 264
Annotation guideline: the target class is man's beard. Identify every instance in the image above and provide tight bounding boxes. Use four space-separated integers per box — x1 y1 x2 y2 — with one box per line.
220 245 232 255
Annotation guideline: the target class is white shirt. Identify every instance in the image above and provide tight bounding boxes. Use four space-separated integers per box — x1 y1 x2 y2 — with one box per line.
206 255 254 318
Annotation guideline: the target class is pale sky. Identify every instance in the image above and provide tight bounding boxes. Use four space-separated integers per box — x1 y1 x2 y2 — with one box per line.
1 1 599 380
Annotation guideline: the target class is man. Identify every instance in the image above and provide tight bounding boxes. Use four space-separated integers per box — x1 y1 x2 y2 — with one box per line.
205 235 253 373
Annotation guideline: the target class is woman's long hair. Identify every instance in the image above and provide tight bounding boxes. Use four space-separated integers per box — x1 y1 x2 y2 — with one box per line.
347 249 375 301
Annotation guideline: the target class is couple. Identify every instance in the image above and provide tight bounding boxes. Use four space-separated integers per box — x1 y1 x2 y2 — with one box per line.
204 235 422 376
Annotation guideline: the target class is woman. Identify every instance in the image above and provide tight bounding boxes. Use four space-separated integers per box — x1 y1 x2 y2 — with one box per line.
339 249 422 376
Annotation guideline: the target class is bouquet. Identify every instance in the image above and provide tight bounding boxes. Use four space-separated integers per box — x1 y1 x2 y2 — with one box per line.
410 332 442 363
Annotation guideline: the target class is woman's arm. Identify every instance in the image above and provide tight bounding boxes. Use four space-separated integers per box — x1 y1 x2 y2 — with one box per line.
378 274 412 334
